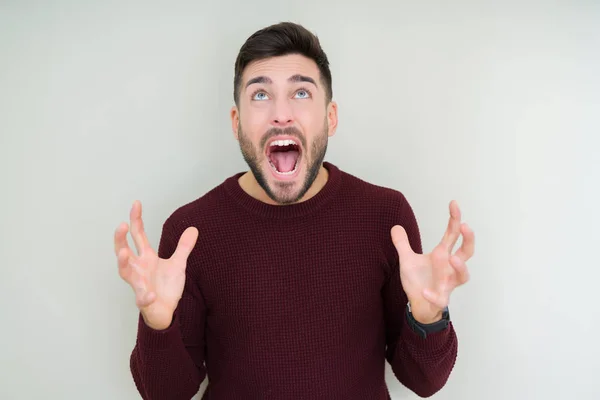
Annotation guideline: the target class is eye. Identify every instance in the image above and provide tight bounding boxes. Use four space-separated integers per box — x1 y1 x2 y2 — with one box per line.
294 89 311 99
252 91 269 101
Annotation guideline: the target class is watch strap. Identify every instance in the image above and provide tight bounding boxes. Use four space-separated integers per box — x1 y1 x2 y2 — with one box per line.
406 303 450 339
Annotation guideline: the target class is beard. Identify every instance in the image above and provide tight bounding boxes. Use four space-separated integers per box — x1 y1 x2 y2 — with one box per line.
238 120 329 205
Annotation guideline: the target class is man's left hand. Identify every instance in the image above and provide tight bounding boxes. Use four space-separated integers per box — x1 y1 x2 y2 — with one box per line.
391 200 475 324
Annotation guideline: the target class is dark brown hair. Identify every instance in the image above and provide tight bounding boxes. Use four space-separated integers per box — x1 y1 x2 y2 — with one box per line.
233 22 333 105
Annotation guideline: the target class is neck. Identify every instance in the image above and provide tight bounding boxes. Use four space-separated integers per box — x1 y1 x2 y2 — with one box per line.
238 164 329 206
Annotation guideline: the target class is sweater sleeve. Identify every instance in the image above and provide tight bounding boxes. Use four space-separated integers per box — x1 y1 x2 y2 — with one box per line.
129 219 207 400
382 194 458 398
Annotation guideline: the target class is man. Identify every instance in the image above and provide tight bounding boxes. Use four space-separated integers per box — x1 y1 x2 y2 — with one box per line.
114 22 475 399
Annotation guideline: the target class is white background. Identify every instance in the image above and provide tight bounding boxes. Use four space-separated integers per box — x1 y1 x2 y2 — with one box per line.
1 1 599 399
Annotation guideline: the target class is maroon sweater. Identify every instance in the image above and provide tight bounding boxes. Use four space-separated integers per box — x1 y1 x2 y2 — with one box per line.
129 162 457 399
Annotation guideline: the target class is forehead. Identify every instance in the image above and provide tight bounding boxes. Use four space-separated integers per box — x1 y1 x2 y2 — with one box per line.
242 54 320 84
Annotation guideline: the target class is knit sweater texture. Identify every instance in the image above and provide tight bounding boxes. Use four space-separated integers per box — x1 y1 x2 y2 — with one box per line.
130 162 458 399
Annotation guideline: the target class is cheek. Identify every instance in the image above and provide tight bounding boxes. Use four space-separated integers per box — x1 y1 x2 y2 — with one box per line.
241 108 270 136
241 104 270 127
292 104 326 133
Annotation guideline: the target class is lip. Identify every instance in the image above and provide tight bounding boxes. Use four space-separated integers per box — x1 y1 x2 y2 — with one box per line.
265 135 302 181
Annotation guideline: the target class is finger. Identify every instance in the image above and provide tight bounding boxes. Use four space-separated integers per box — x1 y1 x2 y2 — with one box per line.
129 200 151 255
171 226 199 264
440 200 462 253
118 248 144 286
391 225 414 260
454 223 475 262
431 245 452 277
130 273 149 301
422 288 448 310
117 247 133 282
114 222 131 257
136 291 156 309
449 255 470 285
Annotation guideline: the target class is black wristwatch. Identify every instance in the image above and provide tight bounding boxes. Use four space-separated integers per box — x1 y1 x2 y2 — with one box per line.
405 302 450 339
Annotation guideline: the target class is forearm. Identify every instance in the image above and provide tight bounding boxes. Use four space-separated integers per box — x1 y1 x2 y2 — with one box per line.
130 313 205 400
387 314 458 398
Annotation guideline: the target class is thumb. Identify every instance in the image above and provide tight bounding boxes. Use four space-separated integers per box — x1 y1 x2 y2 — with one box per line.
171 226 199 263
391 225 414 259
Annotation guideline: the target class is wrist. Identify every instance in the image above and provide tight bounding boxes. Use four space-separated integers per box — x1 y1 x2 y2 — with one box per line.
413 310 443 324
405 302 451 339
141 312 173 331
407 300 443 324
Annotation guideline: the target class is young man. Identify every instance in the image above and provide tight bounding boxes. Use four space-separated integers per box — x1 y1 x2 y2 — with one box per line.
114 22 475 399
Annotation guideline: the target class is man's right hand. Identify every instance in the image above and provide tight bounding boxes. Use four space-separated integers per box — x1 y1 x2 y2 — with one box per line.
114 200 199 330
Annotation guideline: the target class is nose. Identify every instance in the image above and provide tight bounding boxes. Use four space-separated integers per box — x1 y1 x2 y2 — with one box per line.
271 97 294 127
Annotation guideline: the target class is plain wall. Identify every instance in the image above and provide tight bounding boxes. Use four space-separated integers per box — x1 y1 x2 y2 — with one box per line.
1 1 598 399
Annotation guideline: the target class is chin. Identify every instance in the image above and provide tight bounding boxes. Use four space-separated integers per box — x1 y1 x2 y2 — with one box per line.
264 161 307 203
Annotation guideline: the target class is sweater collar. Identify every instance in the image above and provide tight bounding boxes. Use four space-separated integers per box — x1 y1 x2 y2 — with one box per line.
223 161 343 219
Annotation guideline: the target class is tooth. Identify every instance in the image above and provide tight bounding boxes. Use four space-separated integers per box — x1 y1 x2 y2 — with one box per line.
269 139 299 147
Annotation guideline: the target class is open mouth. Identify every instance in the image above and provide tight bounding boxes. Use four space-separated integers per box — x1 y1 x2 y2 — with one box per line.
266 138 301 176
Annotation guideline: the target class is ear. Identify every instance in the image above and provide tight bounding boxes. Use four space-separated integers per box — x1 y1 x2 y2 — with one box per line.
231 106 240 140
326 101 338 137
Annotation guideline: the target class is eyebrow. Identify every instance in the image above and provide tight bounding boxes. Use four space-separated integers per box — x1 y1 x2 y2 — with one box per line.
288 74 318 87
245 76 272 88
245 74 319 89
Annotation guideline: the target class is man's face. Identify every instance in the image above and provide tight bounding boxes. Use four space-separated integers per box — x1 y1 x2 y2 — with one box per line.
231 54 337 204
